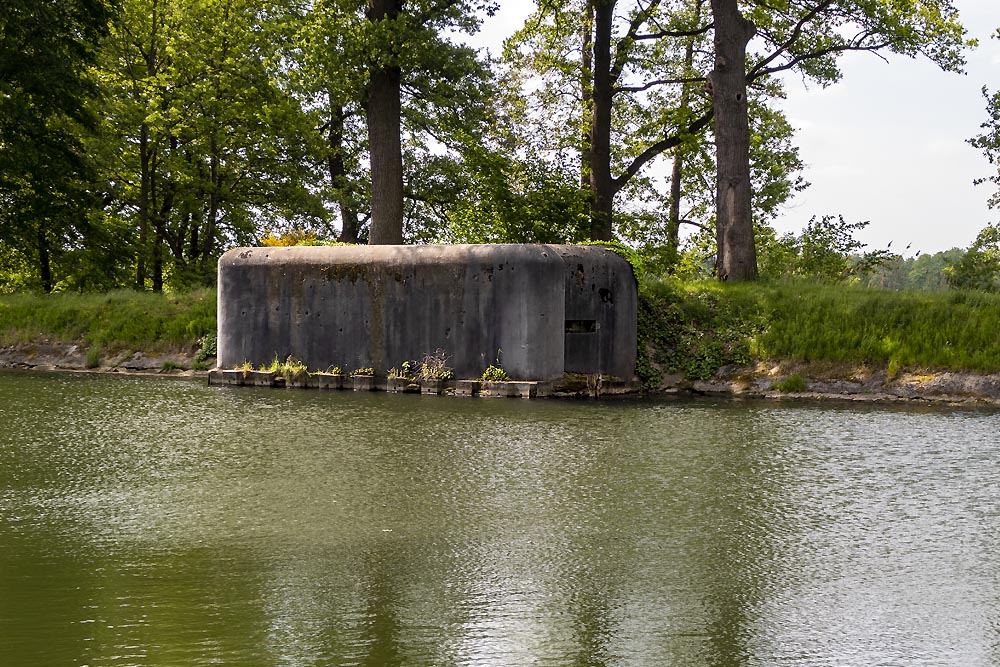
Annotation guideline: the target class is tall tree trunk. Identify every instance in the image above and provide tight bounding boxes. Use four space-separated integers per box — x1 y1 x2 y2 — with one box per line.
328 103 360 244
588 0 615 241
710 0 757 281
152 229 164 293
366 0 404 246
136 123 150 290
667 0 703 260
201 135 219 268
580 0 594 190
37 226 52 293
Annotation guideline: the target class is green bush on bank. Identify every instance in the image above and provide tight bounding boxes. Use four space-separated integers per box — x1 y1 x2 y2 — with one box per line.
0 289 216 353
638 278 1000 385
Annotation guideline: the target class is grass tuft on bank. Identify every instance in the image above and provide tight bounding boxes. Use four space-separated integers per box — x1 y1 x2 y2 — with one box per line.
639 279 1000 385
0 289 216 354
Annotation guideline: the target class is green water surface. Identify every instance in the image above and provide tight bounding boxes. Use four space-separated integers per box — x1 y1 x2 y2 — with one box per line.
1 371 998 666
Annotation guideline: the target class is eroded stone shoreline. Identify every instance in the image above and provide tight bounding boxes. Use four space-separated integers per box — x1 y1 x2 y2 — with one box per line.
4 342 1000 407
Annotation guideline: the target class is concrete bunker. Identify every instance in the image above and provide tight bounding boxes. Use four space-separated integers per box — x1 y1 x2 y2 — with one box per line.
216 244 637 382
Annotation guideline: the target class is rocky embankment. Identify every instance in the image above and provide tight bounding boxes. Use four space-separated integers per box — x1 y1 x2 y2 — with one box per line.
3 342 1000 405
0 343 208 377
658 361 1000 406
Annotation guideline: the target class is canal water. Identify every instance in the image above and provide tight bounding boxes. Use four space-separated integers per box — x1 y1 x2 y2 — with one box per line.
1 371 999 666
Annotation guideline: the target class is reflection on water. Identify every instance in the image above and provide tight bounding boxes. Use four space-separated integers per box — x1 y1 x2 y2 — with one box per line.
2 371 1000 666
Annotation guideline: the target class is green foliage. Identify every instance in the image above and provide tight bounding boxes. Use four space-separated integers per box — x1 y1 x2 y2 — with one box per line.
277 356 309 382
0 289 215 353
859 248 963 291
350 367 374 377
441 146 591 244
755 283 1000 372
771 374 807 393
754 215 897 283
85 346 102 369
945 223 1000 292
969 73 1000 210
639 279 1000 381
418 349 454 381
481 365 511 382
194 332 217 364
637 278 763 384
387 361 417 380
579 241 646 277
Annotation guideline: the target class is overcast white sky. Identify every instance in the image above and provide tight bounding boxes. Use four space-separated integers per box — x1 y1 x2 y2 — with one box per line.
478 0 1000 256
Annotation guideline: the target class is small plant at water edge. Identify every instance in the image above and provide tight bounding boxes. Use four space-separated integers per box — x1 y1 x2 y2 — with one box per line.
194 332 217 364
324 365 344 375
85 346 102 369
350 367 374 377
260 355 282 373
771 374 807 393
160 360 184 372
481 364 511 382
279 356 308 382
388 361 417 380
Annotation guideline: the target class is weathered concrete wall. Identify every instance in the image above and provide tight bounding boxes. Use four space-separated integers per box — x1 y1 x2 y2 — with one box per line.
217 244 636 381
556 245 637 379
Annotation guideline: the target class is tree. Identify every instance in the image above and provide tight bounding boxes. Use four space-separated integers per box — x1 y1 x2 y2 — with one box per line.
945 223 1000 292
708 0 972 280
708 0 756 280
365 0 406 244
283 0 498 246
969 31 1000 211
99 0 324 290
0 0 115 291
506 0 718 242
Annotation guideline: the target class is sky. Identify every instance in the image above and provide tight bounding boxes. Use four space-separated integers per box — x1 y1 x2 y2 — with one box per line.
476 0 1000 256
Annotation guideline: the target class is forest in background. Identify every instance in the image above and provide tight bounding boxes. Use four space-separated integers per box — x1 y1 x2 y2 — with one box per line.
1 0 999 294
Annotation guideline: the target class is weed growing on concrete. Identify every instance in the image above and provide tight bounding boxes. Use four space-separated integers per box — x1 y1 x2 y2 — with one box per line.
388 361 416 380
418 349 454 381
279 356 308 382
350 367 374 377
160 360 183 372
481 364 510 382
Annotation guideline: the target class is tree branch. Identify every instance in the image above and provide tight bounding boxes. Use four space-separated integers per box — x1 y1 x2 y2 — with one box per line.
747 0 836 80
633 22 714 40
750 39 892 81
609 0 661 86
679 218 711 232
612 107 714 194
616 75 707 94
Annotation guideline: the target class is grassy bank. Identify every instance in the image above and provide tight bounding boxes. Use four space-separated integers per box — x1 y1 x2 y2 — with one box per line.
638 279 1000 386
0 289 216 359
2 282 999 383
